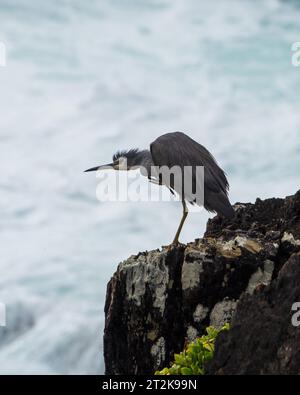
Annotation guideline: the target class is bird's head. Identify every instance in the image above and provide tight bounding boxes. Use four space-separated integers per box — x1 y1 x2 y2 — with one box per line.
84 149 141 173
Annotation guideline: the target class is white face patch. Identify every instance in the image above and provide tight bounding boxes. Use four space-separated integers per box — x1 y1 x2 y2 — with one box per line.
117 156 128 170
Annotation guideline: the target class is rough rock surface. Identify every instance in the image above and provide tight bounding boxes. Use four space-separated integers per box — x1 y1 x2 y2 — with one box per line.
104 190 300 375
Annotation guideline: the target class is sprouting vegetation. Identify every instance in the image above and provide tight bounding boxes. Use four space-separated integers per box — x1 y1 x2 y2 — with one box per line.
155 323 229 375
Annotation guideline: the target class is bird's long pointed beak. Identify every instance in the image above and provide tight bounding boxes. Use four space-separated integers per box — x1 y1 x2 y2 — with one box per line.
84 163 114 172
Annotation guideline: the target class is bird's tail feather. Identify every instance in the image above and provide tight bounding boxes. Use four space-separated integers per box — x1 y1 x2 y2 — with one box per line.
205 191 235 219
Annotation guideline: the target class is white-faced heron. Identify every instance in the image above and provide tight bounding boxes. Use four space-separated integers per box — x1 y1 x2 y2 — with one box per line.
85 132 234 248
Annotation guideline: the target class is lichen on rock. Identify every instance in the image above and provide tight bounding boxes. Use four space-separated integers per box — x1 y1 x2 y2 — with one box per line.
210 299 237 329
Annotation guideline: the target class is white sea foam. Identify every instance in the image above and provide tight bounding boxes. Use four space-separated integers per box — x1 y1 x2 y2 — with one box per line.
0 0 299 374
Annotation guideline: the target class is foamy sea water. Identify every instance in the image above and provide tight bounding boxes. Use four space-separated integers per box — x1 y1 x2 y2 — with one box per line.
0 0 299 374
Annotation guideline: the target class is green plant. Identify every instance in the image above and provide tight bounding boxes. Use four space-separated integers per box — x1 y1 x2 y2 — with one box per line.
155 323 229 375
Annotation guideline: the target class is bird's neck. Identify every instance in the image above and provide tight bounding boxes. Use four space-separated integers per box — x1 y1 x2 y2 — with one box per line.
136 150 154 177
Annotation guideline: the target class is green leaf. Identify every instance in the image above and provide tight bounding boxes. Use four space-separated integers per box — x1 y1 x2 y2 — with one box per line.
181 367 193 375
154 323 230 376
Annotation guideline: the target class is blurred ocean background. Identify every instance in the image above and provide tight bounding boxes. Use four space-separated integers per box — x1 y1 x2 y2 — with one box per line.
0 0 299 374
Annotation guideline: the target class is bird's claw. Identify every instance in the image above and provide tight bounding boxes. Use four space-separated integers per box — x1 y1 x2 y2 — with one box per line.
164 241 185 252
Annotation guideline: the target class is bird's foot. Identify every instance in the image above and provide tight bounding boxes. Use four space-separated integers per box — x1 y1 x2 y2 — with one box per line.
164 241 185 252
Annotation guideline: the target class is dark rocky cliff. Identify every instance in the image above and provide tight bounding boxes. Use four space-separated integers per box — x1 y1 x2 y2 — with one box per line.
104 190 300 375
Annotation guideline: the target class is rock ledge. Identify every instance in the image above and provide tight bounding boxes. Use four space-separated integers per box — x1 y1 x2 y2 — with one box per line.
104 191 300 375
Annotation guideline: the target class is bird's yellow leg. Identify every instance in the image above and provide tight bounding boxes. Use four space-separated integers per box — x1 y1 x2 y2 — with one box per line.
166 200 188 251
